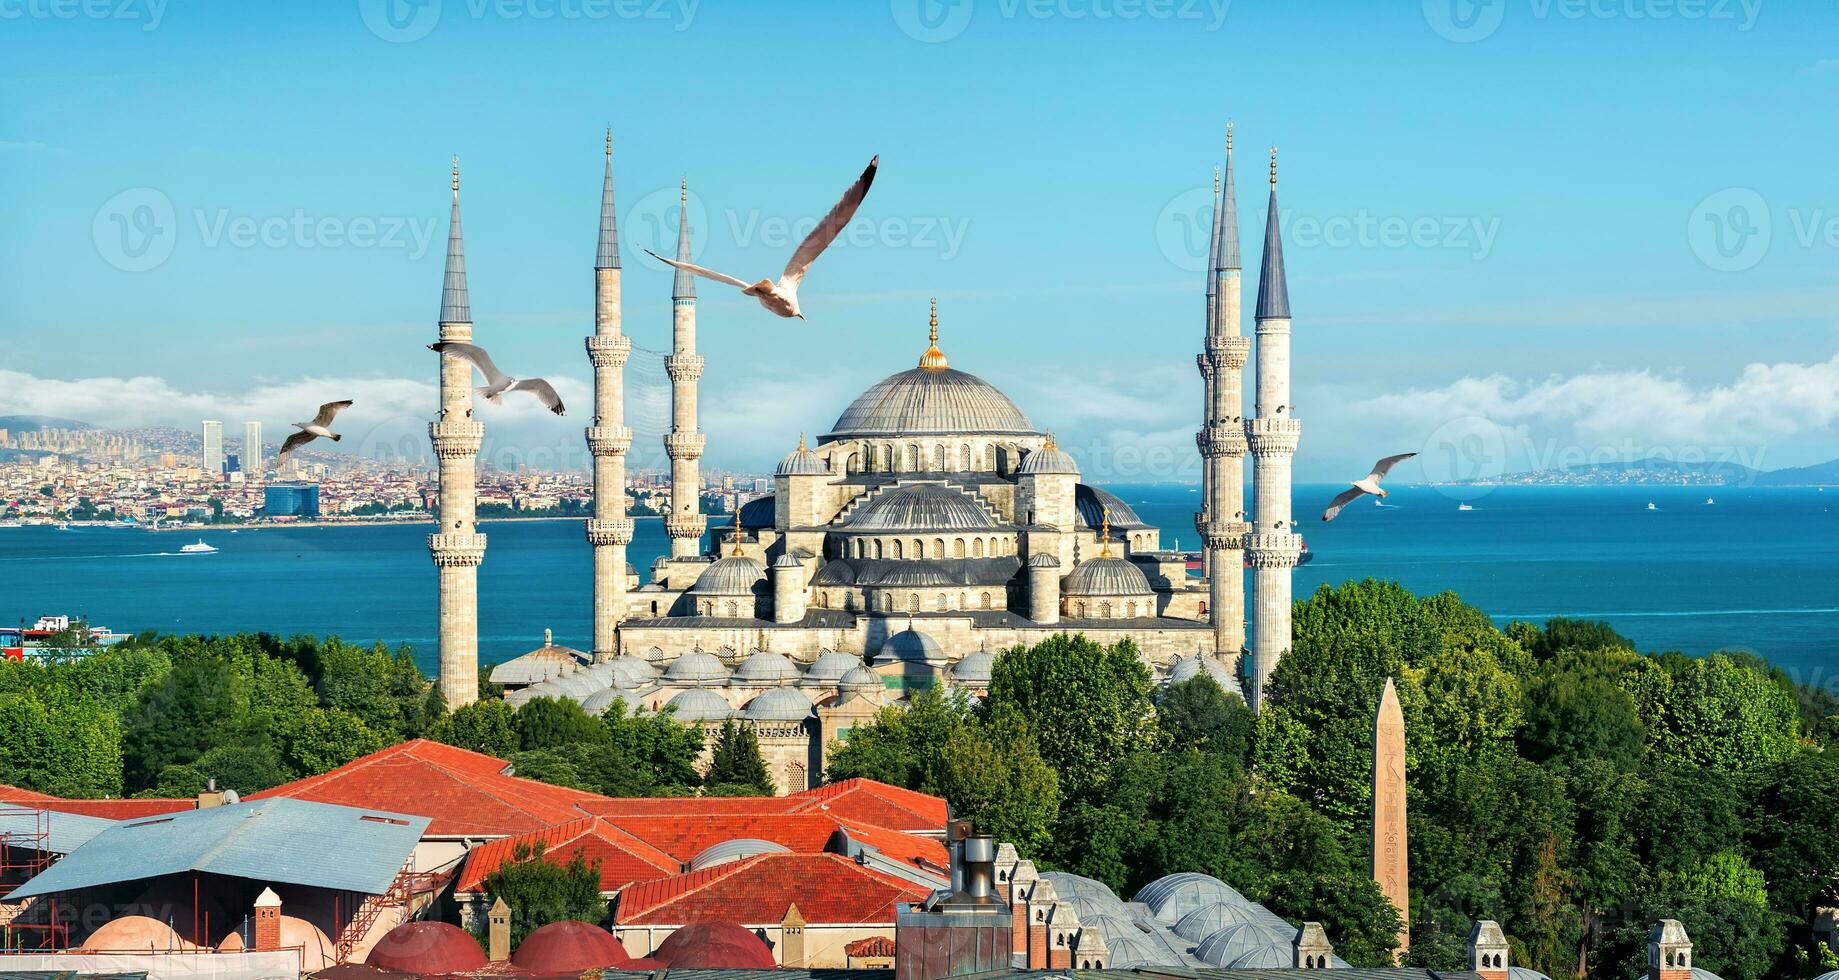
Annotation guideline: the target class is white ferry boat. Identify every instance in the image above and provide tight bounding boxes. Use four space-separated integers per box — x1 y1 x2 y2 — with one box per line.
179 540 218 554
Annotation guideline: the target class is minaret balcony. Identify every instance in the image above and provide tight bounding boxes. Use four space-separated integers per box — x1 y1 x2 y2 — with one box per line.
664 354 705 382
586 334 632 368
586 519 635 546
1243 532 1304 567
1195 353 1214 382
1197 425 1249 457
664 513 708 539
1197 518 1252 549
586 425 632 456
1244 417 1302 455
428 531 488 567
428 420 485 457
664 431 706 459
1205 335 1252 370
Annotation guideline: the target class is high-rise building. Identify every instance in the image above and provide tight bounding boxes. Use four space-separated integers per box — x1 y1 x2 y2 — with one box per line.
243 421 263 478
202 421 224 476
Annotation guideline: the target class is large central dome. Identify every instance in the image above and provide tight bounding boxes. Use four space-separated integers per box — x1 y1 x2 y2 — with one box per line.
823 301 1035 440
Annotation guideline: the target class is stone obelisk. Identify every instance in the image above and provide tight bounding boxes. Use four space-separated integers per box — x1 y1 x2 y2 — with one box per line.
1372 677 1409 960
585 130 634 661
429 157 486 709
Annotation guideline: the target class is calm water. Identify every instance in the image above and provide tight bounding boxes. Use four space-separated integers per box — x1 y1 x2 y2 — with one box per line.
4 485 1835 685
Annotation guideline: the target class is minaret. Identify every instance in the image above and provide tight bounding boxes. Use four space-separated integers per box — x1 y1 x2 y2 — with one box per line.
1244 146 1302 711
663 178 707 559
429 157 486 709
1196 124 1251 672
1373 677 1410 961
585 130 634 661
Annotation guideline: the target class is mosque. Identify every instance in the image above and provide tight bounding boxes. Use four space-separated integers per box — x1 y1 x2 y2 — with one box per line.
443 129 1302 794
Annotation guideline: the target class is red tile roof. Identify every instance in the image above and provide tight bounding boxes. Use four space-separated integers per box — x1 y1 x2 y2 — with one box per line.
454 816 679 895
0 784 194 820
845 935 898 957
596 813 856 863
615 853 934 926
783 778 948 833
248 740 604 838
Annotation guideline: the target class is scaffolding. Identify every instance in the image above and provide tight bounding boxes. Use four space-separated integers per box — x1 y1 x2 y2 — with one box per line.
0 806 69 950
333 861 445 963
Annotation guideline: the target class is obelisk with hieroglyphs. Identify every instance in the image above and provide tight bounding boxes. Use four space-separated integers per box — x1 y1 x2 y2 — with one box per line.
1373 676 1409 960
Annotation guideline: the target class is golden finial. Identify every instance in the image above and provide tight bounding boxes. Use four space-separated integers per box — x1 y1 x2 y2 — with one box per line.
796 432 807 452
605 127 613 158
451 156 460 193
919 297 948 370
1099 506 1113 558
1044 430 1057 451
1269 146 1277 187
729 514 743 557
1226 120 1233 154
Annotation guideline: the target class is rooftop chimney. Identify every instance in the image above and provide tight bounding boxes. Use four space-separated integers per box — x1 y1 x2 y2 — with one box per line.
896 822 1012 980
487 897 511 962
1468 920 1509 980
1649 919 1693 980
1295 922 1334 969
252 887 281 952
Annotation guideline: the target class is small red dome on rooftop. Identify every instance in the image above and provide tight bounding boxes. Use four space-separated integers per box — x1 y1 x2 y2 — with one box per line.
652 921 776 969
366 921 486 974
511 920 634 973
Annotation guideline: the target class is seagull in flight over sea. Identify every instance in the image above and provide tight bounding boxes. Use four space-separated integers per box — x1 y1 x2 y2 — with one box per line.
429 342 566 415
644 155 879 320
275 400 353 472
1322 453 1417 522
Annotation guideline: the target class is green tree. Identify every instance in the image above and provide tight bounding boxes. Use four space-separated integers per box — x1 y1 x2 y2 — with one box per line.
481 842 607 947
0 693 122 797
514 696 605 751
273 706 386 777
431 698 519 758
1647 653 1799 771
824 686 973 790
703 719 774 796
1521 660 1645 769
985 634 1158 803
933 713 1059 856
1154 675 1255 766
600 701 703 795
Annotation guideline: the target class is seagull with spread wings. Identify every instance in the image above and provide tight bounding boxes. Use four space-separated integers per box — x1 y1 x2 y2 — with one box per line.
643 155 878 320
275 399 354 472
429 342 566 415
1322 452 1417 522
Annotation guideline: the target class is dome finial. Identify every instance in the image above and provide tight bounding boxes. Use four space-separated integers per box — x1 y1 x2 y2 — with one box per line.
1044 430 1056 451
729 513 743 557
1099 506 1113 558
796 431 806 452
919 297 948 370
451 156 460 194
1269 146 1278 187
605 126 613 159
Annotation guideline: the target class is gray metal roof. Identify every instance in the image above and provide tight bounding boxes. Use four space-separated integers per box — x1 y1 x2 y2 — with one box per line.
740 687 814 722
0 807 117 855
672 179 696 300
1015 444 1079 476
732 651 803 685
841 482 1006 533
439 164 470 324
1063 556 1155 597
7 798 428 900
1075 485 1149 531
1217 141 1241 272
596 132 620 270
824 366 1036 439
661 650 732 685
802 651 865 686
689 555 766 597
1255 181 1289 321
817 557 1023 588
665 688 734 722
874 627 946 666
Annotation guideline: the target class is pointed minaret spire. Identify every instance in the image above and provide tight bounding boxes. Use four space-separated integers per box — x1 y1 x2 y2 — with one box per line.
671 177 696 300
1207 167 1222 303
1218 124 1241 272
595 128 620 270
440 156 471 324
1255 146 1289 320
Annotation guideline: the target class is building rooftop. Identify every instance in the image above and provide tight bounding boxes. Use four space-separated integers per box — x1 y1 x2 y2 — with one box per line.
616 851 933 926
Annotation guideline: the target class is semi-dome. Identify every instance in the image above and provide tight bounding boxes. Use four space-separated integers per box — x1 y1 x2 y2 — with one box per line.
775 434 830 476
1026 553 1060 568
1038 872 1129 915
366 922 486 974
733 651 802 685
802 651 865 687
841 483 1004 532
1168 654 1236 688
662 651 731 686
1194 922 1293 967
651 921 775 970
687 838 792 872
511 920 634 972
875 626 947 665
741 687 814 722
874 560 961 587
1063 556 1154 597
689 555 766 596
1016 435 1079 476
666 688 734 722
839 664 885 694
1076 485 1148 530
950 650 996 686
1135 872 1249 923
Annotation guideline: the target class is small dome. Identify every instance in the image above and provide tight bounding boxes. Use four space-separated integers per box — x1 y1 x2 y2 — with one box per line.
366 922 486 974
775 436 830 477
1063 556 1153 597
651 921 775 970
689 555 766 597
85 915 187 953
1106 934 1175 970
582 687 646 717
839 664 885 694
1167 654 1238 694
1510 968 1556 980
662 651 731 686
733 651 802 686
1039 872 1128 914
512 920 634 973
1026 553 1060 568
740 687 814 722
218 914 336 971
610 654 660 687
875 560 959 588
950 650 996 686
1016 438 1079 476
1688 970 1725 980
1135 872 1249 923
1195 922 1293 967
666 688 734 722
841 482 1003 532
803 651 866 687
1173 901 1260 941
812 561 858 585
688 838 792 871
1227 944 1294 970
1809 973 1839 980
875 626 947 665
771 552 803 569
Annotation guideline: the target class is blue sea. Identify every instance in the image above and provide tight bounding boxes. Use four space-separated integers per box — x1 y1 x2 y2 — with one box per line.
3 484 1835 689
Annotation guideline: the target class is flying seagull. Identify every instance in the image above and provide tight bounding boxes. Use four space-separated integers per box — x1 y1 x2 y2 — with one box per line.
428 342 566 415
1322 453 1417 522
275 400 354 472
643 155 879 320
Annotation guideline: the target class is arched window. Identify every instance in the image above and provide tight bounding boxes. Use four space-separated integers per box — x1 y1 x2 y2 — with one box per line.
960 445 972 470
892 539 903 559
881 593 893 611
1127 601 1137 618
972 538 984 558
933 445 947 470
908 594 920 612
913 538 925 558
784 761 808 793
907 445 919 470
727 601 739 617
984 445 997 470
1101 601 1112 618
847 452 859 473
932 537 945 558
936 593 948 611
981 592 992 610
953 538 965 558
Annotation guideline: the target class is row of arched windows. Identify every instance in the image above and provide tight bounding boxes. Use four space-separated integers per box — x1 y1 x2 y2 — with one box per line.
841 535 1014 560
823 440 1033 476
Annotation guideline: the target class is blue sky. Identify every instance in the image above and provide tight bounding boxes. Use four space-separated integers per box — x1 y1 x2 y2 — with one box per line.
3 0 1836 481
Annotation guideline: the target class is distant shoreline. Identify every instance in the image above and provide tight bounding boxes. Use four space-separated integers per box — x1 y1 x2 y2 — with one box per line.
137 514 665 532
